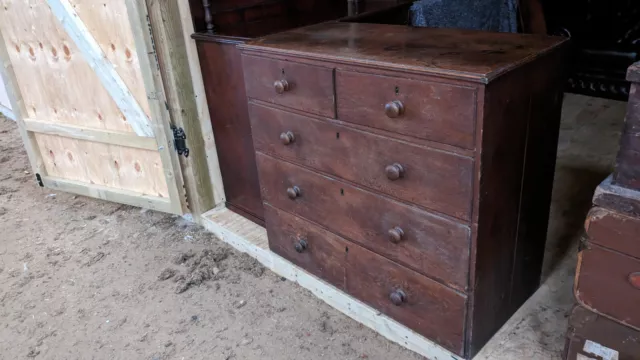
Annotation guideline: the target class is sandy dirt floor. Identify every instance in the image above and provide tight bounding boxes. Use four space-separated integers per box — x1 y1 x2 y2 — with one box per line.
0 115 423 359
0 93 627 360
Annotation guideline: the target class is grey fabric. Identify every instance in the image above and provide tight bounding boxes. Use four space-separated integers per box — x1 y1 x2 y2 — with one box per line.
409 0 518 33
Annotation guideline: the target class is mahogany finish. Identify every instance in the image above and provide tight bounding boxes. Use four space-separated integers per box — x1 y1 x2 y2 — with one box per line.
257 152 471 290
585 207 640 260
249 103 474 220
241 22 569 358
264 204 467 354
336 71 477 148
195 39 264 224
575 245 640 330
192 2 408 224
243 56 336 117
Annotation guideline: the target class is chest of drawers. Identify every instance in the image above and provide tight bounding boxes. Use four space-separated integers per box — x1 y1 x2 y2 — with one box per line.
239 22 569 359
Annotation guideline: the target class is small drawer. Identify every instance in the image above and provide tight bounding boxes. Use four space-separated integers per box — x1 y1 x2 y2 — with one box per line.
257 153 470 291
585 207 640 260
250 103 473 220
264 204 467 356
336 70 476 149
575 246 640 329
242 55 335 117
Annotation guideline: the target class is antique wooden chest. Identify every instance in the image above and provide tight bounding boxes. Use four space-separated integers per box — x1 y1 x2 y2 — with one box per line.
240 22 569 358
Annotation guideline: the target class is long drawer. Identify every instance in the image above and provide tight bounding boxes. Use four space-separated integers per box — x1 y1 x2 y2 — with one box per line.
575 245 640 329
336 70 477 149
265 204 467 356
250 103 474 221
242 55 336 118
257 152 470 291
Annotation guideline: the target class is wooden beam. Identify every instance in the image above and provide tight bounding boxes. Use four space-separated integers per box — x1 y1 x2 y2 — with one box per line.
200 207 463 360
23 119 158 150
126 0 187 215
146 0 217 219
43 176 176 213
46 0 154 137
176 0 226 207
0 25 47 177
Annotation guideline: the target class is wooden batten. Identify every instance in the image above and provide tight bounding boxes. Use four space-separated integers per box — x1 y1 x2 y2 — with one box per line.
145 0 224 218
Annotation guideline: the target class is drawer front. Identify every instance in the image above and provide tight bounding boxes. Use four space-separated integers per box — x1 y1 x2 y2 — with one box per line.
257 153 470 291
264 204 467 356
586 207 640 260
336 70 476 149
242 55 335 117
250 103 473 220
575 246 640 329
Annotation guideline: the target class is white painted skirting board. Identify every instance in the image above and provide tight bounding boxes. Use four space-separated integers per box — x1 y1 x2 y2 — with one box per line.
0 104 15 121
201 206 463 360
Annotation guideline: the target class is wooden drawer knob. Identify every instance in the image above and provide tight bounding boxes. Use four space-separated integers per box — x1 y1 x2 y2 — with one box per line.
389 289 407 306
388 227 404 243
294 238 308 253
280 131 295 145
274 79 289 94
287 186 301 199
385 100 404 118
629 272 640 290
385 163 405 180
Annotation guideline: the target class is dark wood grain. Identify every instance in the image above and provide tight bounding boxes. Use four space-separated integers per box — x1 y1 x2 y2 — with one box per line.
250 103 474 220
336 71 477 149
264 204 467 356
240 22 569 83
265 204 347 289
575 245 640 330
257 153 471 291
564 305 640 360
242 55 336 117
346 231 467 356
585 207 640 260
239 22 570 359
196 39 264 224
468 49 568 357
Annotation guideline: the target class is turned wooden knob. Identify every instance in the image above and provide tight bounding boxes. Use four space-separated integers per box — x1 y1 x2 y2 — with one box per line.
389 290 407 306
274 79 289 94
280 131 295 145
294 238 308 253
629 272 640 290
385 100 404 118
287 186 301 199
388 227 404 243
385 163 405 181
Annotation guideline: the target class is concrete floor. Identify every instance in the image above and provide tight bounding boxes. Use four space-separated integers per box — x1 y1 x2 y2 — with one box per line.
475 93 628 359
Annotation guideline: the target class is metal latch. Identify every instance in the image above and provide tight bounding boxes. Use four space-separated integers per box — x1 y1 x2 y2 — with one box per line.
171 125 189 158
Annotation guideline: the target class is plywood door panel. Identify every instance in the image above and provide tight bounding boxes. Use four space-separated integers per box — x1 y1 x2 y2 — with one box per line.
0 0 185 214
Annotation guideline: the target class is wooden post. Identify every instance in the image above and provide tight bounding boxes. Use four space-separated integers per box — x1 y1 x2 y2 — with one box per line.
613 62 640 189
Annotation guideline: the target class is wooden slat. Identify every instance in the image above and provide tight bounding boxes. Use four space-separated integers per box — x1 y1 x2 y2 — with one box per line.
177 0 227 207
126 0 187 215
146 0 216 218
43 176 176 213
46 0 154 137
24 119 158 150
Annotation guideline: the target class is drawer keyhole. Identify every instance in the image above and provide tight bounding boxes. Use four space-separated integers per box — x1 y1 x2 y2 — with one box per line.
340 188 344 196
336 132 340 139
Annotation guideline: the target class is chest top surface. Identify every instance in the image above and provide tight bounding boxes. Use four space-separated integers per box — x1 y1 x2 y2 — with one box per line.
240 22 569 83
